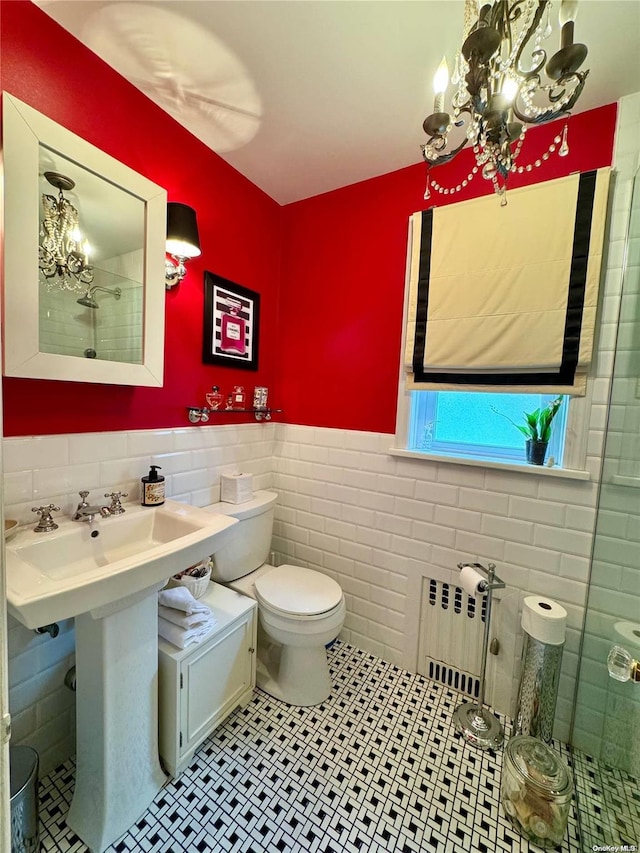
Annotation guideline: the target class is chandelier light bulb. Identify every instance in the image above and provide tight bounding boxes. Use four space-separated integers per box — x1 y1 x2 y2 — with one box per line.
82 240 91 260
559 0 579 48
501 77 519 103
433 57 449 95
69 226 82 244
559 0 579 27
433 57 449 112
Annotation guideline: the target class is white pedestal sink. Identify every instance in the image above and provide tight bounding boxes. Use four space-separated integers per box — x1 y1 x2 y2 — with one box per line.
67 587 167 850
6 501 237 852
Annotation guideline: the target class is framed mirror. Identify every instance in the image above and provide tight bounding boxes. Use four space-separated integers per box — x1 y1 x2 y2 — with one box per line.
2 93 167 386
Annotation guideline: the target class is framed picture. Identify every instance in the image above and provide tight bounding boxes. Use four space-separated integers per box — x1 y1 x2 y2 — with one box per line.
202 272 260 370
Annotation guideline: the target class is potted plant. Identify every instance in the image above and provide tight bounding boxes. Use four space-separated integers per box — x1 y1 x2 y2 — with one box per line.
492 396 563 465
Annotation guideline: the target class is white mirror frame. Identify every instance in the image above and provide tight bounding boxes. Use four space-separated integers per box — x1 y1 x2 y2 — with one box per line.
2 92 167 386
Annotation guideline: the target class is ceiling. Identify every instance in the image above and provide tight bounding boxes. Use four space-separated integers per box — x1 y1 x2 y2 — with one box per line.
35 1 640 205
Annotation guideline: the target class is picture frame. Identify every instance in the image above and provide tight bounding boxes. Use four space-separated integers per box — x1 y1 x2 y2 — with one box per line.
202 272 260 370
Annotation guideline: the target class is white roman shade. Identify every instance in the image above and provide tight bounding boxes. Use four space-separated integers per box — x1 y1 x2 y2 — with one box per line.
404 169 610 395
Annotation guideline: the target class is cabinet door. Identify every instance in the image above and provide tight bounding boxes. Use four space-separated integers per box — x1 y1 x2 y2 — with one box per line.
180 616 253 757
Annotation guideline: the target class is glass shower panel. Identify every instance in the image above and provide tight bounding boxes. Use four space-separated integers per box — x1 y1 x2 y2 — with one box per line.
571 166 640 847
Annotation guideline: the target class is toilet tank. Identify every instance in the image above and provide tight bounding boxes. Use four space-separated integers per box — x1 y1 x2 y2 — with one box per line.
204 490 278 582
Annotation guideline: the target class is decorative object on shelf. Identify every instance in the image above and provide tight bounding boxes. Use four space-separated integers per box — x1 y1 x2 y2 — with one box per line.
492 396 563 466
205 385 225 410
39 171 94 292
253 386 268 410
203 272 260 370
186 405 282 423
421 0 588 202
165 202 201 289
231 385 246 409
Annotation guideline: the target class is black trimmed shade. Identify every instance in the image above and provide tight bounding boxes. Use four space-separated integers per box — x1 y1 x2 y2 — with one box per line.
166 202 201 259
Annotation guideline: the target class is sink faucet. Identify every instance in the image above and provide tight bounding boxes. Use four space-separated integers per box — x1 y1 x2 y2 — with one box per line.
72 490 111 523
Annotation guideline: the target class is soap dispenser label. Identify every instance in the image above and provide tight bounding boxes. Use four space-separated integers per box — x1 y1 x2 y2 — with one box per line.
143 482 165 505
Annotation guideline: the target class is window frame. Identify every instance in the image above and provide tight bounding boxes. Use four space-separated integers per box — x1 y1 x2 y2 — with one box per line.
407 390 569 465
393 224 592 478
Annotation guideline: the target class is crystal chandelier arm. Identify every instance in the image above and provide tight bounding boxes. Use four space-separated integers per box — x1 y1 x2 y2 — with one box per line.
421 111 471 167
512 69 588 124
421 135 468 168
510 0 549 75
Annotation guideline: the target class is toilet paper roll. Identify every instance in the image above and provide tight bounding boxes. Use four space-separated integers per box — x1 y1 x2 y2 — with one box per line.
459 565 486 597
614 621 640 650
522 596 567 646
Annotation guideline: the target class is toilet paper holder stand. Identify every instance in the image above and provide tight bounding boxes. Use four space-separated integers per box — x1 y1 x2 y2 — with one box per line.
453 562 506 751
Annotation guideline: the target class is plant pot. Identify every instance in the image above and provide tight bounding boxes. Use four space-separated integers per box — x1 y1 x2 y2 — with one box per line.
526 439 548 466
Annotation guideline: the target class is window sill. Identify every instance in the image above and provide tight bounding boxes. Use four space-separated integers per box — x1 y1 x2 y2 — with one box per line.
388 448 591 481
610 474 640 488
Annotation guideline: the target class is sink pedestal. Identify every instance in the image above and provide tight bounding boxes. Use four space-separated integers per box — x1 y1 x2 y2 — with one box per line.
66 585 167 852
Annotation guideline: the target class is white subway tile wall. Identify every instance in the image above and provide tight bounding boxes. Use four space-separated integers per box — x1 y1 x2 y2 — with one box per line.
273 424 594 740
572 92 640 762
5 93 639 777
5 423 275 776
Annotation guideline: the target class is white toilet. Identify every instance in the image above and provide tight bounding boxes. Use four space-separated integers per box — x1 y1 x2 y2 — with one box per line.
205 490 346 706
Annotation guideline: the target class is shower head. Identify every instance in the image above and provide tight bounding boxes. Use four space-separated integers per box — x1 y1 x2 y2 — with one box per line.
76 285 121 309
77 292 99 309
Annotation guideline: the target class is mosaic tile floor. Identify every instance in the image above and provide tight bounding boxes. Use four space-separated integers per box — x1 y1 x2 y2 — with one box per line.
572 748 640 851
38 642 585 853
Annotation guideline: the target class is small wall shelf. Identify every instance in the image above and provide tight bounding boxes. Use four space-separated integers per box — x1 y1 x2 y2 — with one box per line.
186 406 282 423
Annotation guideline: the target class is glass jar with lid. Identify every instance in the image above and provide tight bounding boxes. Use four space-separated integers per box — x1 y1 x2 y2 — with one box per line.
501 735 573 848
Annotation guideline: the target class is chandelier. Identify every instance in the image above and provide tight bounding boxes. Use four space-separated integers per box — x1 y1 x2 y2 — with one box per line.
421 0 588 203
39 171 94 292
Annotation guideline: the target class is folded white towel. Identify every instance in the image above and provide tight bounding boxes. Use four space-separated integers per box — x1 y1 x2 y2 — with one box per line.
158 615 217 650
158 586 210 615
158 604 212 629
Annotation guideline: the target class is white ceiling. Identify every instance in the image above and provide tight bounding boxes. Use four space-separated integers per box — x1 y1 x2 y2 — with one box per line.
35 0 640 204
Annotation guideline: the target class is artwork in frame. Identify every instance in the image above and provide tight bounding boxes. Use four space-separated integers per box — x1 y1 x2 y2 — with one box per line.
203 272 260 370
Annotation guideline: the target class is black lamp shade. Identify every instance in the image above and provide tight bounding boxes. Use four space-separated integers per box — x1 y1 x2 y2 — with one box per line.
166 202 201 259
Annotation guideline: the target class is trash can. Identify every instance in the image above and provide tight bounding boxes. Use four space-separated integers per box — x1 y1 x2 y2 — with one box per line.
514 596 567 743
9 745 39 853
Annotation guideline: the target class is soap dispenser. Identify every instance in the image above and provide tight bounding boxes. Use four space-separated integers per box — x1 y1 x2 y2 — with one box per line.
141 465 165 506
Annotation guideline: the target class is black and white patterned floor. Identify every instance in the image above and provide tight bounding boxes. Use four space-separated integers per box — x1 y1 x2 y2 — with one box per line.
572 747 640 851
38 642 584 853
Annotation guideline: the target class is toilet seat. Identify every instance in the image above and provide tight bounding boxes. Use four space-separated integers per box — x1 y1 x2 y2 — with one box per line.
254 565 343 616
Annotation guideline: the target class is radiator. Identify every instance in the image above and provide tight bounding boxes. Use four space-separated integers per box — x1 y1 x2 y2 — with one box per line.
418 578 488 700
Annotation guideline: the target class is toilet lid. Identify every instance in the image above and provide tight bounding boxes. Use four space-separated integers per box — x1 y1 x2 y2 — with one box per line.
254 565 343 616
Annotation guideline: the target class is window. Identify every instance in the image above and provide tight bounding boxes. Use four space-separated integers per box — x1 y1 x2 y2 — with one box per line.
407 391 569 467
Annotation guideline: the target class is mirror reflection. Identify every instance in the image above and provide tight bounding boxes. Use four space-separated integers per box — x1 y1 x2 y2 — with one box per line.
38 146 145 364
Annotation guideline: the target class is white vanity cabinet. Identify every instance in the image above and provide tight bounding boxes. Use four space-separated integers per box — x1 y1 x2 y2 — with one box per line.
158 583 257 777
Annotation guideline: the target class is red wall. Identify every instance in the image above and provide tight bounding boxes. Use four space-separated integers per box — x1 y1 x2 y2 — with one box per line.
0 1 282 436
278 104 617 434
0 3 618 439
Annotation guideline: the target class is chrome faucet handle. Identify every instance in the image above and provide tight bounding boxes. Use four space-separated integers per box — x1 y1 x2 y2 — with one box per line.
31 504 60 533
77 490 90 507
104 491 128 515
